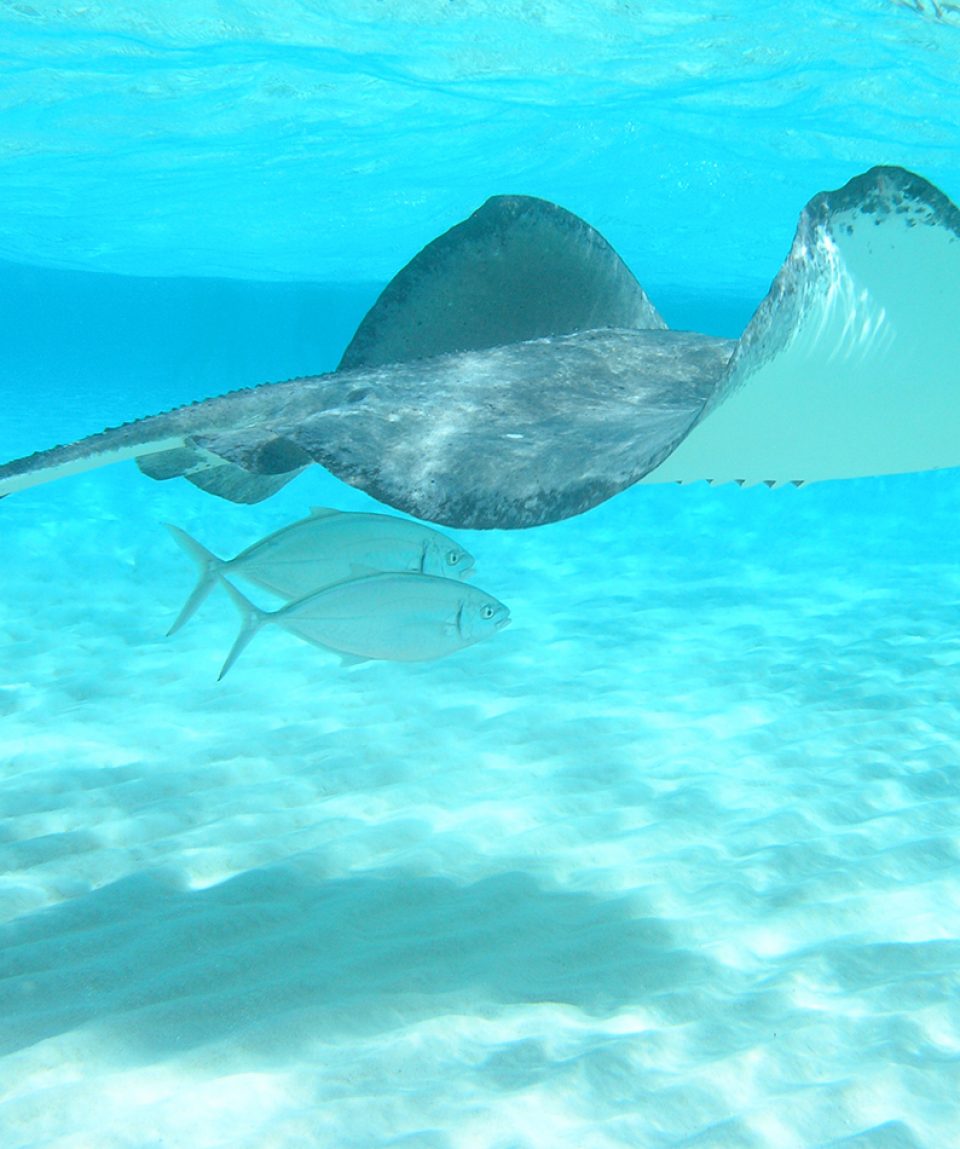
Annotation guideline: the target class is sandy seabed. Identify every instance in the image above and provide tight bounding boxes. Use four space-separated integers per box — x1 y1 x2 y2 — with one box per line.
1 444 959 1148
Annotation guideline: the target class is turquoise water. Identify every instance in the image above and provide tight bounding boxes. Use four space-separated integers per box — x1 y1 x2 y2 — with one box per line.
2 4 960 1147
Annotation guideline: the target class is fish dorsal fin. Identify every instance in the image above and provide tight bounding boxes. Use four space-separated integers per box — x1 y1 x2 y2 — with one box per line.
338 195 666 371
308 506 341 519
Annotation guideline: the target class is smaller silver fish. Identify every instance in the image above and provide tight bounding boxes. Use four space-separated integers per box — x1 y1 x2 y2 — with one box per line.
218 572 510 679
166 507 475 634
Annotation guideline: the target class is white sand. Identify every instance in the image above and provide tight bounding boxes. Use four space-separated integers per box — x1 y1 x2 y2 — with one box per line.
2 452 959 1148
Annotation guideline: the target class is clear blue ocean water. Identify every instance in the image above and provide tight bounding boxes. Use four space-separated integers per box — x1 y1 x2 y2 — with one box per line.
1 4 959 1147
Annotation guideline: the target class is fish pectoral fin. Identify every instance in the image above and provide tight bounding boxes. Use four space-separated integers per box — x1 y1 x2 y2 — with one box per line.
446 604 465 639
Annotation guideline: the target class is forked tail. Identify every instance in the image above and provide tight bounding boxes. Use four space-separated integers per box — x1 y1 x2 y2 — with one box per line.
218 578 269 680
165 523 226 635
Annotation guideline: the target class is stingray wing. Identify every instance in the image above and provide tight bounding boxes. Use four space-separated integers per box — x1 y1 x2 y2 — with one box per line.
643 166 960 487
4 172 957 526
339 193 665 370
0 195 722 527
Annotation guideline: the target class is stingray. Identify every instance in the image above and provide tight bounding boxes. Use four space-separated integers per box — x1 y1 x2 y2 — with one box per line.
1 165 958 529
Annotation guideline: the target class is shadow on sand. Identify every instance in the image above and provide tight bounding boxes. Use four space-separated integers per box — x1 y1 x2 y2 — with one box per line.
0 862 716 1060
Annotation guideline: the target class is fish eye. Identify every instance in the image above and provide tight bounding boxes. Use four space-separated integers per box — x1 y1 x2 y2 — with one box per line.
447 550 461 566
481 604 494 620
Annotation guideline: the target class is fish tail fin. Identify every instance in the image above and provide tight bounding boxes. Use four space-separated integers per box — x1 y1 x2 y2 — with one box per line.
165 522 224 635
218 578 267 681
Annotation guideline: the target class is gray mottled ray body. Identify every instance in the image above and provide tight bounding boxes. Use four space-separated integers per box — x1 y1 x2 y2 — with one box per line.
2 167 959 530
0 328 731 528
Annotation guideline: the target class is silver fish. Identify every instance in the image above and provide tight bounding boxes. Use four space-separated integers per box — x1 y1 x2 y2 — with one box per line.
166 507 475 634
218 572 510 679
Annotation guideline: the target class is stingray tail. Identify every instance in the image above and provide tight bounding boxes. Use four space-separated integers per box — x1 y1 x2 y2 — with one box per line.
218 578 268 680
165 523 226 635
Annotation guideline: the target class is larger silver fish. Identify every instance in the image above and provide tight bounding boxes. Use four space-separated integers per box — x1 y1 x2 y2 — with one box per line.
218 573 510 678
166 507 475 634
